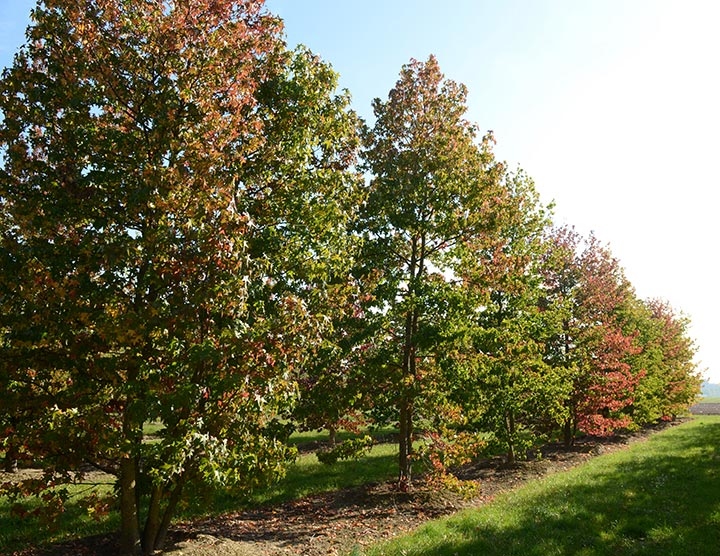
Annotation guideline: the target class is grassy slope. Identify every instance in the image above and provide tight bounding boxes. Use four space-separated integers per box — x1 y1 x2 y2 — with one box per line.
361 416 720 556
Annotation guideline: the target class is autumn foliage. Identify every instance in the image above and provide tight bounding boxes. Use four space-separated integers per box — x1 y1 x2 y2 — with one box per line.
0 0 358 554
0 1 700 554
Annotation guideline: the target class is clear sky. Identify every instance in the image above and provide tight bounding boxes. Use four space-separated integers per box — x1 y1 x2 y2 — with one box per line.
2 1 719 381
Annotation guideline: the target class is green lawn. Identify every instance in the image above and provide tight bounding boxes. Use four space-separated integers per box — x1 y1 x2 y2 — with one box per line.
0 474 118 551
360 416 720 556
287 425 397 448
5 418 719 555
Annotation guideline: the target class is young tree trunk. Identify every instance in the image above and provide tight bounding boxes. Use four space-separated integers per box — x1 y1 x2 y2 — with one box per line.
563 419 574 449
398 296 418 489
4 417 20 472
3 442 18 473
146 475 186 554
398 398 412 488
119 456 142 556
505 411 516 465
328 424 337 447
142 478 184 556
142 485 163 555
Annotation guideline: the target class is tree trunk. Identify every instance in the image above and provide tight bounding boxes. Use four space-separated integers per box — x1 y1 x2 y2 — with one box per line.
505 411 516 465
142 485 163 555
4 418 19 472
144 479 184 554
397 236 421 490
398 305 417 489
328 425 337 447
119 456 142 556
398 398 412 489
563 419 574 449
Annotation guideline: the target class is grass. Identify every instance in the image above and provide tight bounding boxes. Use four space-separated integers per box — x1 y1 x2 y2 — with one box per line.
698 396 720 404
287 425 397 448
6 418 719 554
360 416 720 556
0 441 399 553
179 442 399 517
248 442 398 506
0 476 118 551
178 427 400 517
143 420 166 436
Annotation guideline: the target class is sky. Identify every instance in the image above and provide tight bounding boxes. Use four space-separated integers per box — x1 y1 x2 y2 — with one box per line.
1 1 719 381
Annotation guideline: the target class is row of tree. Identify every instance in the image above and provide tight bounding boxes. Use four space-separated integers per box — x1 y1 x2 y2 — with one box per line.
0 1 699 554
293 55 698 478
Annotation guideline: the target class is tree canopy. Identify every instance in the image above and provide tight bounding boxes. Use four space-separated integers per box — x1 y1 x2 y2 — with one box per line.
0 2 701 553
358 55 514 485
0 1 360 554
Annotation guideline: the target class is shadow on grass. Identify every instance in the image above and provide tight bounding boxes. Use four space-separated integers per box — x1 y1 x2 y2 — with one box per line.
0 489 119 553
0 445 399 554
370 417 720 556
180 443 399 518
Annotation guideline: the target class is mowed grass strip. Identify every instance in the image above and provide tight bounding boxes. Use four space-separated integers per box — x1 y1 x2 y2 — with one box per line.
251 442 398 506
360 416 720 556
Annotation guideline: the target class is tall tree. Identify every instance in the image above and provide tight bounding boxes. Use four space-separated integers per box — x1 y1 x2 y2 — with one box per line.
238 44 366 445
359 56 507 486
624 298 701 423
0 1 360 554
541 228 641 446
451 171 568 464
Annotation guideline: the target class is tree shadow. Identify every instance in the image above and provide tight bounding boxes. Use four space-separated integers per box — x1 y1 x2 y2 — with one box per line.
396 419 720 555
171 450 412 548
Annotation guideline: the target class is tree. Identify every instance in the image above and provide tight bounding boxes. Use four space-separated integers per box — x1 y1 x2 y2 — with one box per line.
291 277 375 446
540 228 641 446
0 1 360 554
625 298 701 423
451 171 568 464
359 56 507 486
236 43 366 446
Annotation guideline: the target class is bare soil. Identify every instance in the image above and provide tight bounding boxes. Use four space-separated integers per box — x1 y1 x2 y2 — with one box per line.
10 419 689 556
689 402 720 415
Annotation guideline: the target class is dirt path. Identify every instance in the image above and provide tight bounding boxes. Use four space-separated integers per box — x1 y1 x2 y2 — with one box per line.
19 420 685 556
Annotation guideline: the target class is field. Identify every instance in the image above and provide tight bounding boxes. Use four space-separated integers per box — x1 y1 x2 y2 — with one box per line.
691 401 720 413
